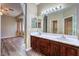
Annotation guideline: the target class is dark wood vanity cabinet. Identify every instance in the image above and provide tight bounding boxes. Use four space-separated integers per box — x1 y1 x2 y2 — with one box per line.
31 36 79 56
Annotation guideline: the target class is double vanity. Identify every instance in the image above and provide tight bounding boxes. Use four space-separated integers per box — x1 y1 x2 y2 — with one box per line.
30 32 79 56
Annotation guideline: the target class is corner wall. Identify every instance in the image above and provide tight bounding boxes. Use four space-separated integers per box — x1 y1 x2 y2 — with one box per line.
26 3 37 49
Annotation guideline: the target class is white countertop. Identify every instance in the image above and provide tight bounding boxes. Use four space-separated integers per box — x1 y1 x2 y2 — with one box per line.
31 32 79 47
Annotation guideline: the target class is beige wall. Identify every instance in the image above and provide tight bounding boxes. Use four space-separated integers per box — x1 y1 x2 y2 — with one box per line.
1 15 17 38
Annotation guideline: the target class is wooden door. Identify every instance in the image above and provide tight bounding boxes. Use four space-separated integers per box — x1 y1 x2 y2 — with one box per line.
53 21 57 33
64 17 72 34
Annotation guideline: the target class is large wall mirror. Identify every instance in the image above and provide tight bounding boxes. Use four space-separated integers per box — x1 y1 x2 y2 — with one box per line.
42 5 77 36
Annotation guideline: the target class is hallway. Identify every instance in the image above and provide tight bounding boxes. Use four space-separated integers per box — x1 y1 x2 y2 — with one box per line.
1 37 26 56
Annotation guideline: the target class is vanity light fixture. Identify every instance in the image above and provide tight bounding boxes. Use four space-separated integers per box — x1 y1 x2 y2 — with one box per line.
41 5 63 15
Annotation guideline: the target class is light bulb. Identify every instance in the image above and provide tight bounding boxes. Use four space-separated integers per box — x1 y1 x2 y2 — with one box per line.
0 11 3 15
50 8 53 12
59 5 62 9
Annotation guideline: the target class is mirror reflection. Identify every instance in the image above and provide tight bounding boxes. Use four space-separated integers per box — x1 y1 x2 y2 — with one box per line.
36 3 78 37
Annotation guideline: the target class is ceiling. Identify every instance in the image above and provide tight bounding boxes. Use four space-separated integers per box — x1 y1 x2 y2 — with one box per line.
0 3 76 17
35 3 40 5
1 3 23 17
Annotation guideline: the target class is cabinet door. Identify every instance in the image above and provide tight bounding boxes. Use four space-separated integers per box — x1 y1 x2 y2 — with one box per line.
31 36 39 51
65 46 78 56
61 44 78 56
31 36 36 50
40 45 50 56
50 41 60 56
39 38 50 56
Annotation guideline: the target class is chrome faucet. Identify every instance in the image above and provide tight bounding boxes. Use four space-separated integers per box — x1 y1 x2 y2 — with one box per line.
62 35 65 39
38 32 41 35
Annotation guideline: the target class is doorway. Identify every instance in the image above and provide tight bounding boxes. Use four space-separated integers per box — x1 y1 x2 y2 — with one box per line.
52 20 57 33
64 17 72 35
1 3 26 56
43 16 47 32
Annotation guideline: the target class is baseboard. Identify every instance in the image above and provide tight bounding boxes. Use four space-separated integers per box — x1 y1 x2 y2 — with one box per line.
26 47 32 52
1 36 18 39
